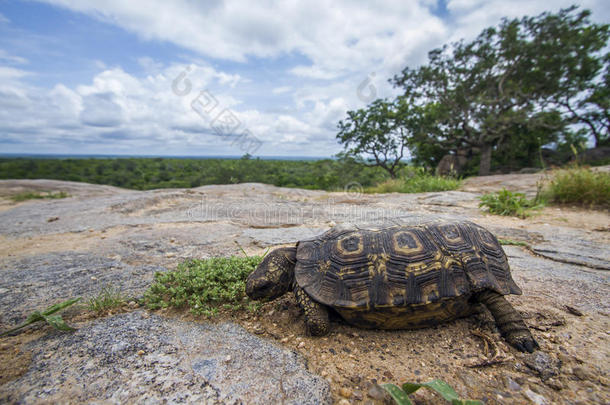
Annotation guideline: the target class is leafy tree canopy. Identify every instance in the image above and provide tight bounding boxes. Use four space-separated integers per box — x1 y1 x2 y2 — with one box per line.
337 98 423 178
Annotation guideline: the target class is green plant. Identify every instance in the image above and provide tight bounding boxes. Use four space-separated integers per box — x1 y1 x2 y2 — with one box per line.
543 166 610 208
87 286 126 313
144 256 262 316
9 191 69 202
382 379 482 405
479 188 544 218
0 298 81 337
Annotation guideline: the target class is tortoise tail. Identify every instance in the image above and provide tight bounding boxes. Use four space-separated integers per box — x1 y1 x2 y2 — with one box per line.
476 290 538 353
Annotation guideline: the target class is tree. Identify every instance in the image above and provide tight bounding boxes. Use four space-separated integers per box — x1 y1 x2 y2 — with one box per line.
526 8 609 147
336 98 420 178
557 51 609 147
393 7 608 175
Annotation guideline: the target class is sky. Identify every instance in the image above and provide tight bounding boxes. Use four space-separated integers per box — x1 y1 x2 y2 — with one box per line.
0 1 608 157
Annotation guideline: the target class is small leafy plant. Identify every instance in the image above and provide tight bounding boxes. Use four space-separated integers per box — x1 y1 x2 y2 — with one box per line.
88 286 126 313
0 298 81 337
382 379 482 405
479 188 544 218
10 191 70 202
144 256 262 316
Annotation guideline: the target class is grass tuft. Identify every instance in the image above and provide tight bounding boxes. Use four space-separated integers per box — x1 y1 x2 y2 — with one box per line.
498 238 529 247
479 189 544 218
542 166 609 208
87 286 126 313
10 191 69 202
143 256 262 316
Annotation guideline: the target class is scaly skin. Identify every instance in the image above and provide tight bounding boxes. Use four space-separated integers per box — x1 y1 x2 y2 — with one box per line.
476 290 538 353
294 285 329 336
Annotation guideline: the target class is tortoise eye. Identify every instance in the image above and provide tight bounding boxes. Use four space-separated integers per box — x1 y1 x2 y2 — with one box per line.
258 282 272 292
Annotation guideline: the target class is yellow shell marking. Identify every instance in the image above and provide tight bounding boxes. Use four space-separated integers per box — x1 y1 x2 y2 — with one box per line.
392 230 424 255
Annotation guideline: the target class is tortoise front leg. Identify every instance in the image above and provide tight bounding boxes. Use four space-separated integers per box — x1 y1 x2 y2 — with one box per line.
476 290 539 353
294 285 330 336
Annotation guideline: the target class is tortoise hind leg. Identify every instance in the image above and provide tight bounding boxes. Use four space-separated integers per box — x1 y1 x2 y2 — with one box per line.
294 285 329 336
476 290 539 353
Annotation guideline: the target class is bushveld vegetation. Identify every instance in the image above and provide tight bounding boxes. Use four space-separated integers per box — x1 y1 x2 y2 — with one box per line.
0 156 459 193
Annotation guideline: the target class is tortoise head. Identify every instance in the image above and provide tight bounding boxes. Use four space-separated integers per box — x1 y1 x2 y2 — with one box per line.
246 246 297 300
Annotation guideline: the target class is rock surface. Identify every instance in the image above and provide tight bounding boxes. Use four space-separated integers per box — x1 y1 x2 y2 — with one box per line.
1 311 331 404
0 177 609 404
0 252 164 324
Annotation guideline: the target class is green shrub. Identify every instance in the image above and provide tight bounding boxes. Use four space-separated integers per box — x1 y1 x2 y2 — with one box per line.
543 166 610 208
367 168 461 194
143 256 262 316
479 188 544 218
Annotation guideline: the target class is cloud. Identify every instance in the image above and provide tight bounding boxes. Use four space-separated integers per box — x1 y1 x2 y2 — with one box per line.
445 0 610 42
36 1 447 76
3 1 608 156
80 93 124 127
0 49 27 65
0 66 30 80
290 65 341 80
0 57 326 155
272 86 292 95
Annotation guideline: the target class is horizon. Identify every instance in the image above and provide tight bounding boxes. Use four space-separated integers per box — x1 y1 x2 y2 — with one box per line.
0 152 333 160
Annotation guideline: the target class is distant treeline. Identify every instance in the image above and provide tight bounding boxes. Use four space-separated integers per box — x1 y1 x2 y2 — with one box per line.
0 157 389 191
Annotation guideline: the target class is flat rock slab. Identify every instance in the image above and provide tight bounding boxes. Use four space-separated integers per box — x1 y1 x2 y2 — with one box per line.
417 191 480 206
0 252 165 326
1 311 331 405
531 237 610 271
241 226 327 245
504 246 610 312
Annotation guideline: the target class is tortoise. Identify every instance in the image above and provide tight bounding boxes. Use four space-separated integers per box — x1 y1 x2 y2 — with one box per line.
246 220 538 352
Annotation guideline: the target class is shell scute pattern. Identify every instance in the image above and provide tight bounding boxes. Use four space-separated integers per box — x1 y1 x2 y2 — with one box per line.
294 221 521 312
